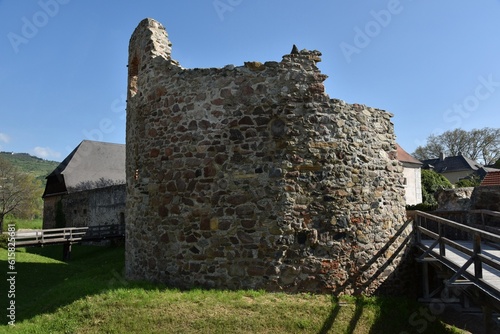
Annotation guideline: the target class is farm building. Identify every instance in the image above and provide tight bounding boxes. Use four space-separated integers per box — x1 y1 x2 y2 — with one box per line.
42 140 125 229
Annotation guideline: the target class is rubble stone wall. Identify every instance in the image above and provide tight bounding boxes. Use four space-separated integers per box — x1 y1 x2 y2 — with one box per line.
43 185 125 229
435 187 474 211
125 18 409 294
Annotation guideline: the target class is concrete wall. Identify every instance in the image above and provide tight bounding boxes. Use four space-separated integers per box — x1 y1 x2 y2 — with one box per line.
43 184 125 229
125 18 409 294
402 165 422 205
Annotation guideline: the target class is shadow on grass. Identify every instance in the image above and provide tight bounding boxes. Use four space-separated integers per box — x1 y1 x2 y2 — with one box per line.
318 297 372 334
368 297 461 334
318 296 341 334
0 243 156 325
317 295 461 334
347 300 365 334
0 244 465 332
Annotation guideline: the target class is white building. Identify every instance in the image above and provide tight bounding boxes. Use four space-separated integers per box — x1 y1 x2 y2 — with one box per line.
397 144 422 205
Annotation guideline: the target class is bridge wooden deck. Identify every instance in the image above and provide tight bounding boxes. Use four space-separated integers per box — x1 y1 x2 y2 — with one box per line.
413 210 500 306
412 210 500 333
421 240 500 293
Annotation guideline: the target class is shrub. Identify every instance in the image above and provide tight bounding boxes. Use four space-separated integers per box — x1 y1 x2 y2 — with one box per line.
0 234 9 249
421 170 453 206
455 175 481 188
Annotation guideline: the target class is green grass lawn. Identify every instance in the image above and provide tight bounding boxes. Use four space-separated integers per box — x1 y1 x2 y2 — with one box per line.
2 217 43 232
0 244 464 334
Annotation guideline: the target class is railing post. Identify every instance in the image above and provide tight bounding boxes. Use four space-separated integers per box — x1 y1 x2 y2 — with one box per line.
473 233 483 279
422 261 430 299
415 214 421 245
438 221 446 257
63 243 72 261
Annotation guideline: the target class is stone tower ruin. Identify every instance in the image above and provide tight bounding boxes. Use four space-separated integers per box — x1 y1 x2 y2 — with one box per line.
125 18 410 294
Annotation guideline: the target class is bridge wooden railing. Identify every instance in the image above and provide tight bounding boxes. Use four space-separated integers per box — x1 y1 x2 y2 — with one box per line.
430 209 500 235
15 223 125 248
471 209 500 227
412 210 500 300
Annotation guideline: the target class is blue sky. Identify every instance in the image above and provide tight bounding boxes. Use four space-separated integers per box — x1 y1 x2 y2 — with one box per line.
1 0 499 161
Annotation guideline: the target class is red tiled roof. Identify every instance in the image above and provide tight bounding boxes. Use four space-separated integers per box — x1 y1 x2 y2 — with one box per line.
480 170 500 186
396 144 422 165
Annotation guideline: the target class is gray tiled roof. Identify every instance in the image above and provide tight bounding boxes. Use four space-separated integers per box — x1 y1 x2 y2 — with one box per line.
422 154 483 173
44 140 125 196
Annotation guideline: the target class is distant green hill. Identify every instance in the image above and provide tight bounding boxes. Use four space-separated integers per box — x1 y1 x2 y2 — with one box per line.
0 151 59 185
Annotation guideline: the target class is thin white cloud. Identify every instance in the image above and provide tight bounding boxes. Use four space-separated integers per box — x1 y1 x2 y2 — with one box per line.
33 146 62 160
0 133 10 143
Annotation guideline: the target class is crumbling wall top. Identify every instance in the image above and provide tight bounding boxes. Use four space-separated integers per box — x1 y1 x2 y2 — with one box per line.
129 18 172 61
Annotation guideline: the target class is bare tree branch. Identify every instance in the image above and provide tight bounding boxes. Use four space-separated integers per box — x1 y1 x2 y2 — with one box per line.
412 127 500 165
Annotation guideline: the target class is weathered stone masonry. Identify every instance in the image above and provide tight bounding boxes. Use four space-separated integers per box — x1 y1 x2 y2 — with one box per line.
125 18 409 294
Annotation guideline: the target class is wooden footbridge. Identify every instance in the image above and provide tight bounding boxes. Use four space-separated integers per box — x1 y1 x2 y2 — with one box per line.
14 223 125 260
412 209 500 332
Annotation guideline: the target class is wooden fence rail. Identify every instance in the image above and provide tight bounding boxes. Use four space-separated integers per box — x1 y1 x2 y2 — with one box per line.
15 223 125 248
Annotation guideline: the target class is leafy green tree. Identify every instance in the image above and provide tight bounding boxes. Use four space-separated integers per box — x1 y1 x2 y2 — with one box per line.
0 157 42 231
455 175 481 188
421 169 453 206
493 158 500 168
